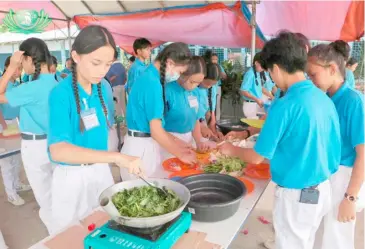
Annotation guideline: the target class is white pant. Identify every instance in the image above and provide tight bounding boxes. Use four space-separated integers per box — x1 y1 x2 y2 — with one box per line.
160 132 193 161
120 135 164 180
0 118 22 198
243 102 259 119
216 86 222 121
21 139 54 234
273 180 331 249
321 166 364 249
51 163 114 233
113 85 126 117
0 154 21 197
0 230 7 249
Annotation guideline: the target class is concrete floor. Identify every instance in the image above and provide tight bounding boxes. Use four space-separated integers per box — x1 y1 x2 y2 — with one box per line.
0 165 363 249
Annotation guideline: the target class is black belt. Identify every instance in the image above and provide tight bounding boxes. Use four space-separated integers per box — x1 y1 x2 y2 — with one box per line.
279 184 319 189
77 163 94 166
128 130 151 138
21 133 47 140
245 100 255 103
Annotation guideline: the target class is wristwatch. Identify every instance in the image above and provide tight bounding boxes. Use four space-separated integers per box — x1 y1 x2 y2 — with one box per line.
344 193 358 202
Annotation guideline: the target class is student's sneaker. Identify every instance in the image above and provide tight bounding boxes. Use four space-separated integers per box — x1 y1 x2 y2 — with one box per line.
8 194 25 206
16 183 31 192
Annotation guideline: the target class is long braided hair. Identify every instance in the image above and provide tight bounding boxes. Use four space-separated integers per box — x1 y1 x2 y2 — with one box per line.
19 38 52 81
70 25 116 133
204 63 220 125
155 43 191 114
252 52 264 86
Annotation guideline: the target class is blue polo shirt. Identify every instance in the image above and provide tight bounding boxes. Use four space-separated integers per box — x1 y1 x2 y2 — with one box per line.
48 76 113 163
127 58 147 93
127 64 164 133
345 69 356 89
55 71 63 82
0 80 20 120
164 81 200 133
6 74 57 134
331 82 364 167
240 68 263 101
197 86 217 120
61 68 71 75
254 80 341 189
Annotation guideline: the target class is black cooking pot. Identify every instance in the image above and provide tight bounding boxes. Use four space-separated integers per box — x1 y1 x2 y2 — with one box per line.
179 174 246 222
216 119 248 135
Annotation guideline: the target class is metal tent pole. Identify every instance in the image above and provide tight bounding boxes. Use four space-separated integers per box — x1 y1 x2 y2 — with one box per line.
250 0 257 66
67 20 72 56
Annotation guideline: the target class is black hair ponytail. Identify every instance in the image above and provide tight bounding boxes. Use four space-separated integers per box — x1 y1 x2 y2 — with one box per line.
309 42 348 80
207 87 213 124
97 83 109 128
155 42 191 114
252 52 263 86
19 38 52 81
32 56 41 81
159 57 167 113
204 62 220 125
2 56 10 76
71 25 116 132
71 60 85 132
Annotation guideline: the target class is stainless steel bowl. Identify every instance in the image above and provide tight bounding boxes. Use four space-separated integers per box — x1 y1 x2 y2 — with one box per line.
99 178 191 228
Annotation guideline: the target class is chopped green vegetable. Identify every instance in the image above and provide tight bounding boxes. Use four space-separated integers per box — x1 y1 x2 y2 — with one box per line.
204 157 246 173
112 186 182 218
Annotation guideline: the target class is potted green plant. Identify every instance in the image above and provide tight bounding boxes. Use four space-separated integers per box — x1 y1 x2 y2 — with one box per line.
221 59 247 118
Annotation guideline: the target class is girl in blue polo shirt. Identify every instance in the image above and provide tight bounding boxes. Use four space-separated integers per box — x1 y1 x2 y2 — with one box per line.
162 56 216 159
197 63 223 141
0 38 58 233
47 26 142 232
50 56 63 82
308 41 364 249
0 56 31 207
240 53 265 118
219 32 341 249
122 42 195 181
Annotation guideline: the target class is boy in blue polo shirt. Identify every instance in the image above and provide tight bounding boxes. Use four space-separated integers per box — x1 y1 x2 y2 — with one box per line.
126 38 152 93
240 53 265 118
219 32 341 249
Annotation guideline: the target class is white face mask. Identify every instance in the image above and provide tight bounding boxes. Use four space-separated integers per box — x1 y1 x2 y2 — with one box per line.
165 71 180 83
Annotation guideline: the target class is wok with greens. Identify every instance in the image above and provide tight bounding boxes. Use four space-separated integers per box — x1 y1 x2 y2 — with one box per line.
203 157 246 173
112 186 182 218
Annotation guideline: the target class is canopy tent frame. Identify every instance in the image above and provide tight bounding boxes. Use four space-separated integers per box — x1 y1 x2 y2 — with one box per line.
0 0 260 65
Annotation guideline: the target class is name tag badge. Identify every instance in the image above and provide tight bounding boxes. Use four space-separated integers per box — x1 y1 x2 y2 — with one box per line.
81 108 100 131
188 96 199 108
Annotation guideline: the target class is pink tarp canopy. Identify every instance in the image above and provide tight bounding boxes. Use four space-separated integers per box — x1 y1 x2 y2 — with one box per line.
0 1 363 53
256 0 364 41
73 2 265 54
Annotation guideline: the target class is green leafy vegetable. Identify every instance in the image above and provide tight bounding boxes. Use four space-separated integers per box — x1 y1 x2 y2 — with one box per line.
204 157 246 173
112 186 182 218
